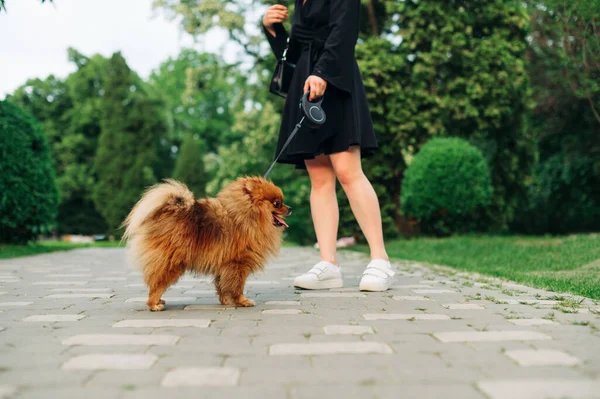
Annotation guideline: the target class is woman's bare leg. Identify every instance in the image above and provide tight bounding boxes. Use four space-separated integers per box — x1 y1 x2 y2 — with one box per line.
329 146 388 261
305 154 339 264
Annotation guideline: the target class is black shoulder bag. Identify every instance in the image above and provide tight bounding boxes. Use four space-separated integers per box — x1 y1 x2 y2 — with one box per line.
269 37 296 99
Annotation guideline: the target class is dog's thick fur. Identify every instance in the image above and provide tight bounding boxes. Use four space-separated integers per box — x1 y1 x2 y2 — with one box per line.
122 176 290 311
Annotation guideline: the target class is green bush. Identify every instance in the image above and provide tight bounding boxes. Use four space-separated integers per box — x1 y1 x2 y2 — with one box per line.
0 101 59 243
401 138 492 236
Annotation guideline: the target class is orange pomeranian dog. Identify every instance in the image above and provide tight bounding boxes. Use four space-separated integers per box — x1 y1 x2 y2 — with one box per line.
122 176 291 311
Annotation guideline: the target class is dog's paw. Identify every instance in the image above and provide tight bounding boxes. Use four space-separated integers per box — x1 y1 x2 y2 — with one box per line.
219 295 235 305
159 299 166 305
236 297 255 307
148 303 165 311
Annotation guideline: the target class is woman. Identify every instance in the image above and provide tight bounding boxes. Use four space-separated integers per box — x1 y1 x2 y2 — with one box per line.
262 0 394 291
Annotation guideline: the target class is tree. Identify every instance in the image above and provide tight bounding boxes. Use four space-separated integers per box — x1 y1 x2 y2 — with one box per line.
0 101 58 243
356 0 535 235
512 0 600 233
9 49 110 234
172 133 209 198
93 52 170 234
148 49 246 153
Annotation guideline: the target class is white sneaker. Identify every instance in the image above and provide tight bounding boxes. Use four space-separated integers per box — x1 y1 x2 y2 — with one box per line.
293 261 343 290
359 259 395 292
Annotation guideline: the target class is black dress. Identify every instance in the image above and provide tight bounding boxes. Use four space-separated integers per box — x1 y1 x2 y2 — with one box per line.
263 0 378 169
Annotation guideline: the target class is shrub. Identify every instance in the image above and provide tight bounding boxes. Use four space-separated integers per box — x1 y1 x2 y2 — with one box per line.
0 101 59 243
401 137 492 235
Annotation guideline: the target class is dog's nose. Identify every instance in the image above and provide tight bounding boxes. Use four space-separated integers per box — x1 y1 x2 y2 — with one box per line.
286 206 292 216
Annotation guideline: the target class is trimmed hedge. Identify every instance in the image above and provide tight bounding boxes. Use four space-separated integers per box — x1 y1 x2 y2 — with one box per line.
401 137 492 236
0 101 58 243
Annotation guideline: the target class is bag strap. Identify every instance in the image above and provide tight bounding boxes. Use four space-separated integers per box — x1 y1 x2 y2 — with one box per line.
282 37 290 61
263 117 305 179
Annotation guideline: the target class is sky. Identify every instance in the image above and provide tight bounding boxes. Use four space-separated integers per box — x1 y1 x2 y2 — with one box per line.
0 0 244 99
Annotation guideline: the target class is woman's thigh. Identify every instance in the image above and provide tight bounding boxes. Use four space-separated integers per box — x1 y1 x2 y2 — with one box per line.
305 154 336 188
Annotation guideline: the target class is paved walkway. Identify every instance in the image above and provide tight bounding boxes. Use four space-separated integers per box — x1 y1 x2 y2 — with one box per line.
1 247 600 399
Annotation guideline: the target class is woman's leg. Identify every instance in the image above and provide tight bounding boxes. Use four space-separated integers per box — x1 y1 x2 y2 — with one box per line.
305 154 338 264
329 146 388 261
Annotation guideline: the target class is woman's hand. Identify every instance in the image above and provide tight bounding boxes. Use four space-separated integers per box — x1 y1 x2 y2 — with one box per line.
303 75 327 100
262 4 288 36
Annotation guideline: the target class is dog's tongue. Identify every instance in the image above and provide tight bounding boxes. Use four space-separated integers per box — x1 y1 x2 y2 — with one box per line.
274 215 289 228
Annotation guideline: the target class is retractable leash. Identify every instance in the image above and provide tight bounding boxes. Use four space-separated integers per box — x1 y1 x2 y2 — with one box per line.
263 91 327 179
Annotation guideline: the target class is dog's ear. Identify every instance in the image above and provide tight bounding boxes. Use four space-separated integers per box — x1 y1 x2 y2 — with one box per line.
243 179 254 198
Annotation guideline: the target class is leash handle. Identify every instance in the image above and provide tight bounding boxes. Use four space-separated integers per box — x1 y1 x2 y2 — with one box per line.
264 117 305 179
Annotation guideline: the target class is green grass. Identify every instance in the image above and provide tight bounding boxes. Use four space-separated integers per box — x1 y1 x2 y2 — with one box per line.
0 240 123 259
355 234 600 299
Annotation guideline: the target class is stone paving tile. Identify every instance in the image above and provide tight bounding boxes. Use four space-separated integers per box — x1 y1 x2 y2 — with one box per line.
22 314 86 322
112 319 211 328
83 370 163 389
300 292 367 298
323 325 374 335
123 387 289 399
269 342 393 355
14 388 124 399
392 295 431 301
0 302 33 307
443 303 486 310
504 349 582 367
32 281 87 286
434 330 553 343
506 318 558 326
264 300 301 305
374 384 486 399
260 307 303 315
0 386 16 399
1 247 600 397
45 293 114 299
62 334 180 346
49 288 112 292
183 304 236 310
124 296 196 303
161 367 240 387
363 313 450 320
183 289 215 295
291 386 377 399
0 369 93 388
413 289 460 294
62 353 158 370
477 378 600 399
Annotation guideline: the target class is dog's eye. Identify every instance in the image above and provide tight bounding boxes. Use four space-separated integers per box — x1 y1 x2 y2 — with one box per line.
273 200 281 209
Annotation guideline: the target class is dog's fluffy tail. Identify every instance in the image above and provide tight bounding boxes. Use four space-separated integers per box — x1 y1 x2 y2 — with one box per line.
122 179 196 242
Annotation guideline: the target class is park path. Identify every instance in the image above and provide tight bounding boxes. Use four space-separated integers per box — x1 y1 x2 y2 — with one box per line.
1 247 600 399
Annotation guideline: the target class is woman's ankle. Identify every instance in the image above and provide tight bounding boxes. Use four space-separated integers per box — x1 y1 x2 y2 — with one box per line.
321 256 338 266
370 251 389 262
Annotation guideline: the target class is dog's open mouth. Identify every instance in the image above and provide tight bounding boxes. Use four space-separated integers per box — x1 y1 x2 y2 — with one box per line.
273 214 289 228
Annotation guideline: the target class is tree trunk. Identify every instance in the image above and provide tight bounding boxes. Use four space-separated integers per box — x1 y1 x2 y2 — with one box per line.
366 0 379 36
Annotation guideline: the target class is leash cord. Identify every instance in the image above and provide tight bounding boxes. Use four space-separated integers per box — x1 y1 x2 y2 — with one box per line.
263 116 305 179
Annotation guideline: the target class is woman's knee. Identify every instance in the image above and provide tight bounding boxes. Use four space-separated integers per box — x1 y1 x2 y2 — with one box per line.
335 168 365 188
330 147 365 187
